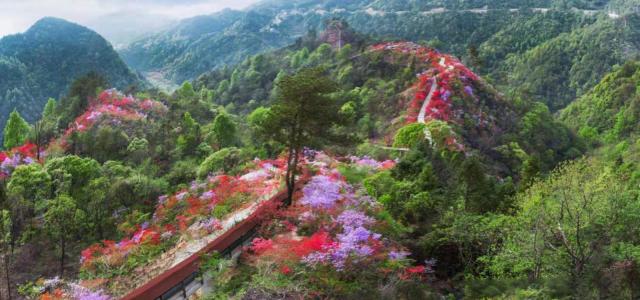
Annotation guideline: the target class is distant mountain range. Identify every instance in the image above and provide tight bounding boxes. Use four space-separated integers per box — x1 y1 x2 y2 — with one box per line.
0 17 142 136
120 0 640 110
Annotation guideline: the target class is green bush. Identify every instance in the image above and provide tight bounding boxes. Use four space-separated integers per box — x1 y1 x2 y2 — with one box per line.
197 147 249 178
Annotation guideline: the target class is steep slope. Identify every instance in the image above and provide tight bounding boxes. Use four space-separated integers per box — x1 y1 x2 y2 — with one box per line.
500 14 640 111
121 9 289 85
561 61 640 145
121 0 617 86
195 32 580 177
0 17 141 137
370 42 514 149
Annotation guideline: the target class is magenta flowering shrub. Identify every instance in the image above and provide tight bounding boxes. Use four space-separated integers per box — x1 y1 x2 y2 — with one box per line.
0 142 39 177
48 89 168 151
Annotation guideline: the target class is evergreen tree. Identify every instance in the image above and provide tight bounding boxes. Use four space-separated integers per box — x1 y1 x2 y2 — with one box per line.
42 98 57 118
3 109 30 149
58 72 108 128
212 111 237 149
262 68 343 205
176 112 201 156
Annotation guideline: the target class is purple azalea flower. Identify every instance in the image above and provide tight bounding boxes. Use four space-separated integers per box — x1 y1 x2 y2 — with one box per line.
190 181 205 193
442 90 452 101
349 156 382 169
336 210 374 229
200 190 215 201
300 176 343 209
337 226 375 243
388 251 410 261
302 251 329 266
69 283 112 300
464 85 474 96
157 195 168 204
354 245 374 257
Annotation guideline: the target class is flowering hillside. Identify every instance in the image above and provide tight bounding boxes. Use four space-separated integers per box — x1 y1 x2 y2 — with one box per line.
370 42 518 153
0 142 39 177
371 42 479 124
50 89 167 150
72 158 287 297
200 152 435 298
0 90 166 181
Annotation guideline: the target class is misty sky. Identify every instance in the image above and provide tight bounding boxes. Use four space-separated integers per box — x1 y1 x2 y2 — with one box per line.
0 0 261 40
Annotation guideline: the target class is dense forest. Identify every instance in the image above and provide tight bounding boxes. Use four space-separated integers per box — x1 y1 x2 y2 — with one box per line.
1 0 640 299
121 0 629 85
0 17 142 140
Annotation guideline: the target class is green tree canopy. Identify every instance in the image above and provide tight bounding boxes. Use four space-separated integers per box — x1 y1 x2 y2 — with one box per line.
211 111 237 149
3 109 30 149
262 67 343 204
42 98 57 118
43 194 84 276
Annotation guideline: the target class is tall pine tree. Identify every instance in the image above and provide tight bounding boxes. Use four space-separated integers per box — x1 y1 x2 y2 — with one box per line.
262 68 345 205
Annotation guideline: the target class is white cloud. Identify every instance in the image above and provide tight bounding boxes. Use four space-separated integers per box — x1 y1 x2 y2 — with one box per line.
0 0 261 38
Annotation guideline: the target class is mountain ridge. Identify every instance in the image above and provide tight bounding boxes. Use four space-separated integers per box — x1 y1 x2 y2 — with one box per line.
0 17 143 141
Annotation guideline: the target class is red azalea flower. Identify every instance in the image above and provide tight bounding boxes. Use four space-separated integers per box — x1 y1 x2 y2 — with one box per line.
176 215 189 231
293 231 333 257
280 264 292 275
250 238 274 255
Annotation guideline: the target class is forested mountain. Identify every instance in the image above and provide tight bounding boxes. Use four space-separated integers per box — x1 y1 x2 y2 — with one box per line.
5 23 586 298
5 1 640 299
122 0 640 112
496 14 640 111
0 17 142 140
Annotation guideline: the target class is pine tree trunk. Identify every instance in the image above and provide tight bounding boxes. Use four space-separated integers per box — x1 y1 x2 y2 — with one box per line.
284 147 298 206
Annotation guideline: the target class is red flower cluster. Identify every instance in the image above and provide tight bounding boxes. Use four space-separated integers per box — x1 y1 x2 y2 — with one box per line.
370 42 479 124
0 142 38 162
81 225 162 267
399 265 427 280
0 142 39 178
80 158 286 272
250 238 274 255
293 231 333 257
57 89 167 149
